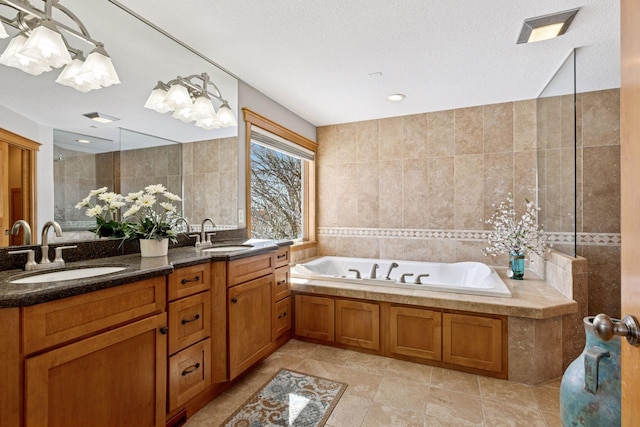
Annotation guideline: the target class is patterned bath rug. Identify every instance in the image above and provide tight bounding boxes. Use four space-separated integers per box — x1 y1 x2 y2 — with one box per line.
221 368 347 427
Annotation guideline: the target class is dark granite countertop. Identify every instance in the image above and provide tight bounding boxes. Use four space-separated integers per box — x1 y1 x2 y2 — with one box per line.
0 239 292 308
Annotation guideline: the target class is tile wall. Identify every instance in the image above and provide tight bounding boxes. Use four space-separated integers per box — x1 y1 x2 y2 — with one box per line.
316 89 621 318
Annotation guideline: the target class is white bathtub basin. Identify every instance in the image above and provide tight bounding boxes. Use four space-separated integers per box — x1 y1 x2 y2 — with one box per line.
10 267 126 284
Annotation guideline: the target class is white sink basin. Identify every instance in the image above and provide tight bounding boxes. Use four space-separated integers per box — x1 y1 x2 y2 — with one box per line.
10 267 126 284
201 245 253 253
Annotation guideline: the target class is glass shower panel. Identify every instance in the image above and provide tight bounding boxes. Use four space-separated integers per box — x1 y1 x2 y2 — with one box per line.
536 50 577 256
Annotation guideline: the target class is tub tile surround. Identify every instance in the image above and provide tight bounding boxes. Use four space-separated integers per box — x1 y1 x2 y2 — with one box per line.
317 88 621 319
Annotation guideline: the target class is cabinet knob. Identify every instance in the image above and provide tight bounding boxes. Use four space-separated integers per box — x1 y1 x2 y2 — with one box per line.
231 297 238 304
159 326 169 335
593 313 640 347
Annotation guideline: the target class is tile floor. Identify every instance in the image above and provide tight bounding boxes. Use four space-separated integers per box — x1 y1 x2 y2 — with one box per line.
185 339 562 427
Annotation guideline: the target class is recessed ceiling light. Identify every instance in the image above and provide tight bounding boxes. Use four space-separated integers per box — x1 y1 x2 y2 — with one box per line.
517 8 579 44
76 139 91 143
82 112 120 124
387 93 405 102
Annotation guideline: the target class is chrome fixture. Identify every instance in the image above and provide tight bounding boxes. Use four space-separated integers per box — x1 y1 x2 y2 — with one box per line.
517 8 579 44
196 217 216 249
414 274 430 285
0 0 120 91
369 263 379 279
593 313 640 347
348 269 362 279
10 219 31 245
175 217 191 233
384 262 399 280
400 273 413 283
8 220 76 271
144 72 237 130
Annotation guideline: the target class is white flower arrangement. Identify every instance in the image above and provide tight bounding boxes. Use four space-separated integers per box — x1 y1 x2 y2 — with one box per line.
484 194 547 258
76 184 182 241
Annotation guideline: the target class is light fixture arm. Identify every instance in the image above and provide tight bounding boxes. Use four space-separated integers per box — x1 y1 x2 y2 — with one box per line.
164 72 227 104
0 0 100 46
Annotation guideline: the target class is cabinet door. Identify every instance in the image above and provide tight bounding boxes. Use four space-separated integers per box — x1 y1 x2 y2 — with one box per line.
389 306 441 360
275 296 292 337
294 294 335 342
335 299 380 350
25 313 167 427
442 313 504 373
228 274 274 379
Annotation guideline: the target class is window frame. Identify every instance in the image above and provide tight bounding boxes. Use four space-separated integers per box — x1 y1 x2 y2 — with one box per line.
242 108 317 247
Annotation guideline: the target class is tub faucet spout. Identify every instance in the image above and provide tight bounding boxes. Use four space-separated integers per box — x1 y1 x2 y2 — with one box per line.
385 262 399 280
414 274 430 285
400 273 414 283
348 269 362 279
369 263 379 279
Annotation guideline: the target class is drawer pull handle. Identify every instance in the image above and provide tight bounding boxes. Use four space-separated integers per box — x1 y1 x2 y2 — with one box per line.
181 314 200 325
181 363 201 376
277 280 286 285
159 326 169 335
278 312 288 319
231 297 238 304
277 254 287 260
181 275 200 285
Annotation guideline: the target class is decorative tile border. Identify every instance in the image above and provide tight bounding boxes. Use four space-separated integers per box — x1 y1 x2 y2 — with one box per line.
317 227 621 247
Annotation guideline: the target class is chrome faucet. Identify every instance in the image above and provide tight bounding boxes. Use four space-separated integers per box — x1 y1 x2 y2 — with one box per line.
385 262 399 280
414 274 430 285
175 217 191 233
369 263 379 279
9 220 76 271
348 269 362 279
400 273 414 283
11 220 32 245
197 217 216 248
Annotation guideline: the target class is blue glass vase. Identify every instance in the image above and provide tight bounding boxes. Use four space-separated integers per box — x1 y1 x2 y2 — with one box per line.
508 251 525 280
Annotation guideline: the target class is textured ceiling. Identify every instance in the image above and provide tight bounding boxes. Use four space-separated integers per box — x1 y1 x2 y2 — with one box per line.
117 0 620 127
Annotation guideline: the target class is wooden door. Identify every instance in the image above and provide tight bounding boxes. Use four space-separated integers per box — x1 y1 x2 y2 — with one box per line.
228 274 274 379
25 313 167 427
442 312 503 373
335 299 380 350
389 305 442 361
620 1 640 422
294 294 335 341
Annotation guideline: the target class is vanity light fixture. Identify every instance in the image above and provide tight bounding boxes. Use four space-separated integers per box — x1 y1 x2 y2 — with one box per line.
83 112 120 124
387 93 406 102
0 20 10 39
144 72 237 129
0 0 119 91
517 8 580 44
76 138 90 143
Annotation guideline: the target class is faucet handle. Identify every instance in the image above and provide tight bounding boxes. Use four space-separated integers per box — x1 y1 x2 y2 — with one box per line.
54 245 77 263
205 232 216 243
189 234 201 245
8 249 37 270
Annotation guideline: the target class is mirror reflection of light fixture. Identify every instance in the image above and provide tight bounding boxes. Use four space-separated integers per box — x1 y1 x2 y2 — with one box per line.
517 8 580 44
82 112 120 124
0 21 9 39
0 0 119 91
144 72 237 129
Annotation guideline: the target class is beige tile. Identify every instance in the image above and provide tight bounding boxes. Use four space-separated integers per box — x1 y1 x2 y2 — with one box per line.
358 162 380 228
428 156 455 229
581 88 620 147
402 158 429 229
343 350 391 375
403 239 430 262
309 345 357 366
403 113 429 159
338 367 383 400
185 391 246 426
379 160 403 228
254 352 304 375
532 383 560 414
426 387 484 425
222 368 274 401
482 398 547 427
513 99 537 152
427 109 455 157
336 163 359 227
424 415 482 426
541 409 563 427
430 367 480 395
327 393 371 426
362 401 425 426
379 116 404 161
384 358 432 384
455 106 483 155
428 239 457 263
373 377 429 413
454 154 484 230
317 125 339 165
276 339 320 358
295 359 344 381
479 376 537 409
358 119 380 163
582 145 620 233
537 96 562 150
483 102 513 153
483 152 513 223
335 122 358 164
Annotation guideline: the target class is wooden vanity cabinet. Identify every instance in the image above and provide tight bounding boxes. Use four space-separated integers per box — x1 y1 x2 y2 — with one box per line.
21 277 168 427
274 247 292 339
389 305 442 361
335 299 380 350
294 294 335 341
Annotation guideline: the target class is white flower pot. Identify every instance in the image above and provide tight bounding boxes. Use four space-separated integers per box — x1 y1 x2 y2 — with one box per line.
139 238 169 257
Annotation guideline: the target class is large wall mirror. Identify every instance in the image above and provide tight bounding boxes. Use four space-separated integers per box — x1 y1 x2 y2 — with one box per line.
0 0 242 247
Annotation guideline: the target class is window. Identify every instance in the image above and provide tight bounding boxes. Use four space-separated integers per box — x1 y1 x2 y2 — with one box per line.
243 109 317 244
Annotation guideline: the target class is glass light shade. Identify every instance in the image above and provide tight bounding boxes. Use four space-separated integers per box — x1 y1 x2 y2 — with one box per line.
217 103 237 127
190 95 215 120
528 23 564 43
77 49 120 88
163 83 192 109
0 34 51 75
195 115 222 130
55 58 101 92
172 107 195 123
144 88 172 113
20 25 72 68
0 22 9 39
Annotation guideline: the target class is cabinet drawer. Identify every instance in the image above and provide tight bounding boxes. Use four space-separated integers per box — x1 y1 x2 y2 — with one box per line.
168 292 211 355
23 277 166 355
275 247 290 268
168 264 211 301
275 296 292 337
274 266 290 301
168 338 212 411
228 252 275 287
